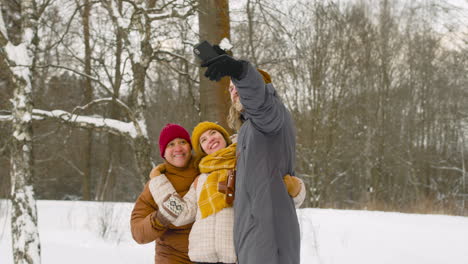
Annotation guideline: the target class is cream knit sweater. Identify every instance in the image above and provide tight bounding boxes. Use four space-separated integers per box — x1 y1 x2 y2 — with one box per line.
149 173 306 263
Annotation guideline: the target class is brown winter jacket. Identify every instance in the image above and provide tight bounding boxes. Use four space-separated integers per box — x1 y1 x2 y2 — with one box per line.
130 159 198 264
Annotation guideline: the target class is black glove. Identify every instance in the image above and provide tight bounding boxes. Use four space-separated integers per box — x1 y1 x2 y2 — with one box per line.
213 45 227 55
201 54 245 82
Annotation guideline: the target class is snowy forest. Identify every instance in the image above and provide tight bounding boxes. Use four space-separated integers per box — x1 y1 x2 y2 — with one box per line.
0 0 467 259
0 0 467 262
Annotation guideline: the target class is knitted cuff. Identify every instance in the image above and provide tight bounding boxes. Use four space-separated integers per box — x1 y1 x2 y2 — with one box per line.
292 178 306 208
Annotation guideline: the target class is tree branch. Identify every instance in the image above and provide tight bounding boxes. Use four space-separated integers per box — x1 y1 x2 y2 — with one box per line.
431 165 466 175
72 97 136 123
0 114 13 122
32 63 114 95
32 109 138 139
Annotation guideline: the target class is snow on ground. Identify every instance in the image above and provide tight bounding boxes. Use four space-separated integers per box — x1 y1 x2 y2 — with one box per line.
1 200 468 264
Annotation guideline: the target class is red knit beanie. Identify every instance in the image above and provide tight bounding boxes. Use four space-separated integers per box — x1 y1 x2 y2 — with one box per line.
158 123 192 158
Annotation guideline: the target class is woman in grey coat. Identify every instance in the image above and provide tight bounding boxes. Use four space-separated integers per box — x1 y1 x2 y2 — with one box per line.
202 54 301 264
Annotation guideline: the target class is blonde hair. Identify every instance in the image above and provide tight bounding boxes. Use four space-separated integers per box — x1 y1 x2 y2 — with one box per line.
227 101 244 131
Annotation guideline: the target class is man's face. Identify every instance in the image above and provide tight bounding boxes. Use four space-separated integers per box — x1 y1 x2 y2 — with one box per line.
229 80 243 112
229 81 239 104
164 138 191 168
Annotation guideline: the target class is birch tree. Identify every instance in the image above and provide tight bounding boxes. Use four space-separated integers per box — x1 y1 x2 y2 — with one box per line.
1 0 200 202
0 0 41 262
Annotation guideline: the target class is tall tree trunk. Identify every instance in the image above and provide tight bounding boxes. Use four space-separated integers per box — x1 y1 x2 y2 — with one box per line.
81 0 93 201
198 0 231 128
97 0 124 200
131 62 152 186
2 0 42 262
102 1 159 187
10 74 41 264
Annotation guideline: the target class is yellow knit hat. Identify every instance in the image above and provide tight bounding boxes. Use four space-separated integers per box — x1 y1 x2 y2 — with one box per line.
191 121 232 158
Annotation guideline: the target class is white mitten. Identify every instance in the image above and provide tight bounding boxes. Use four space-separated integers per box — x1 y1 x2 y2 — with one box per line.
149 174 176 206
158 193 186 223
149 175 186 225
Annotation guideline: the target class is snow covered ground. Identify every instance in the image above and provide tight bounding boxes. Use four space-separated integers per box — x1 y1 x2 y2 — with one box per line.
1 199 467 264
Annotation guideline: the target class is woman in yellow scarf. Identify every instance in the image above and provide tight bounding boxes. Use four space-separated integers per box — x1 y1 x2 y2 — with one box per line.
149 122 305 264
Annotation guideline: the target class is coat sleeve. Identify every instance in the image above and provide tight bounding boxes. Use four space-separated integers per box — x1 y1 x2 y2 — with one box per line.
233 62 284 135
130 183 167 244
148 175 198 227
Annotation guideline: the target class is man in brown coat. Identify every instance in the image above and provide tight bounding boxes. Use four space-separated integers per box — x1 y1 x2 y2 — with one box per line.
131 123 198 264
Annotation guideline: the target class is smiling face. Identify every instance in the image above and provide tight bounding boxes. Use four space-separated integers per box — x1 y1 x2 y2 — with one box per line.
229 80 239 104
199 129 227 155
229 80 243 112
163 138 191 168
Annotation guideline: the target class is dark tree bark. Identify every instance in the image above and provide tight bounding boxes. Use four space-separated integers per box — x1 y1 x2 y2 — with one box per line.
198 0 231 129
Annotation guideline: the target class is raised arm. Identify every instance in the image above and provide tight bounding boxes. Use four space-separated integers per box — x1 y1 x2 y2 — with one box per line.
232 62 286 134
201 55 285 134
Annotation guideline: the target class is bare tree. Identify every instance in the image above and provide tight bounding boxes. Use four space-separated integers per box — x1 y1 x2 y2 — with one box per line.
80 0 94 200
1 0 200 201
0 0 42 262
100 0 198 185
230 0 467 213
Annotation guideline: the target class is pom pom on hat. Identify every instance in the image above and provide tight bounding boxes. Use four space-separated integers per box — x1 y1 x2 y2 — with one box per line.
159 123 192 158
257 69 271 84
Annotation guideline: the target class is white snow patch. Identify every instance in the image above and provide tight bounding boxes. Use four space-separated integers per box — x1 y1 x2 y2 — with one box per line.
137 119 148 138
33 109 138 138
13 131 30 141
5 43 32 89
0 115 13 122
22 112 32 122
22 28 34 46
128 31 142 63
110 0 131 28
22 145 30 152
219 38 233 51
0 11 8 40
1 201 468 264
148 11 172 20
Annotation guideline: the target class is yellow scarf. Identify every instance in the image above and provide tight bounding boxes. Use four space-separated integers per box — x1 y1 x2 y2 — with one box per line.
198 143 237 219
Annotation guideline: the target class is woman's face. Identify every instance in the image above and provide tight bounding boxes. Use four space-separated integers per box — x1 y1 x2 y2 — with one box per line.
164 138 192 168
199 129 227 155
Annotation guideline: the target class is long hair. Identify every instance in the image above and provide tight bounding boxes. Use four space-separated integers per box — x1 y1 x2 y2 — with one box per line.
227 101 244 131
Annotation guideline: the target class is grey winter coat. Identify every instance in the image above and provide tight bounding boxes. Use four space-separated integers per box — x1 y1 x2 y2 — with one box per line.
233 62 301 264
